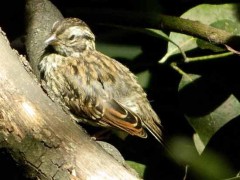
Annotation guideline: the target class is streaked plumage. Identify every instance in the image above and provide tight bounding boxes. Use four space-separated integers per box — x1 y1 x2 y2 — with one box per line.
39 18 162 142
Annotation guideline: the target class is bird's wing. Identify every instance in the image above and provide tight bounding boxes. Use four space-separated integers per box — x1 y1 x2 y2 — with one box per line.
101 99 147 138
60 61 147 138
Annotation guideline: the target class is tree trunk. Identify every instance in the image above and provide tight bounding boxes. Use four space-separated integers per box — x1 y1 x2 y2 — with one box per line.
0 0 139 179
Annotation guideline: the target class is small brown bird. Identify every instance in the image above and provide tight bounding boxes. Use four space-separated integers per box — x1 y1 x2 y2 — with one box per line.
39 18 162 142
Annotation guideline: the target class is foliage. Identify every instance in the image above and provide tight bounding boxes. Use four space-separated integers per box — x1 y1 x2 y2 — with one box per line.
2 0 240 179
93 2 240 180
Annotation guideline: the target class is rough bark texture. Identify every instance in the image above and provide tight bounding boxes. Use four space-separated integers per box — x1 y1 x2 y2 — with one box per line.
25 0 64 79
67 8 240 51
0 27 139 180
0 0 140 179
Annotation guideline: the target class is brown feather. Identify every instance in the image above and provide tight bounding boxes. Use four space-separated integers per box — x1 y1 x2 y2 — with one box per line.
40 18 162 143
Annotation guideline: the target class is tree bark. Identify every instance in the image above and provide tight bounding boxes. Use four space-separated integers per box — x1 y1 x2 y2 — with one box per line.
68 8 240 51
0 28 138 180
25 0 64 79
0 0 140 179
0 28 139 180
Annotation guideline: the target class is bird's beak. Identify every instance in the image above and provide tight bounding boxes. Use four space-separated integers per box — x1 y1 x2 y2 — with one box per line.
45 34 57 45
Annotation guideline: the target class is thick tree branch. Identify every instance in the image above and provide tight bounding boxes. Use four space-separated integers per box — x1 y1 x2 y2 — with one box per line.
0 0 142 179
25 0 64 79
0 28 139 179
68 8 240 51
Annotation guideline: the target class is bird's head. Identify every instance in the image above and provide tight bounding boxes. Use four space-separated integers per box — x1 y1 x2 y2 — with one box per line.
45 18 96 57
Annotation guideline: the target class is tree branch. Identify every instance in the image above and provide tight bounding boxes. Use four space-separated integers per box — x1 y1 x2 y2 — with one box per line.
0 0 142 179
0 27 139 179
68 8 240 51
25 0 64 79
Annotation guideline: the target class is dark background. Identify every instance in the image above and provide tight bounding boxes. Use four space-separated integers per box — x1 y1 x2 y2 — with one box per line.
0 0 239 179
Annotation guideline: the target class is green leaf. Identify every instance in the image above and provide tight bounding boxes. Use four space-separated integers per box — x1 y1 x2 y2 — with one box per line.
193 133 205 154
136 70 151 88
96 42 142 60
197 19 240 52
179 74 240 152
226 175 240 180
196 38 226 53
169 136 235 179
126 160 146 178
162 3 240 61
143 29 187 63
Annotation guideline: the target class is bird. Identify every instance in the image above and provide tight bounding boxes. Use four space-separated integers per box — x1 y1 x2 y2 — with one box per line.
39 18 162 143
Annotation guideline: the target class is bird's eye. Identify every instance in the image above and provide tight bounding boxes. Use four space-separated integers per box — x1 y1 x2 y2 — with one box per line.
69 35 75 40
